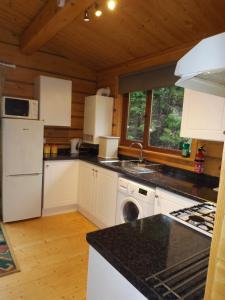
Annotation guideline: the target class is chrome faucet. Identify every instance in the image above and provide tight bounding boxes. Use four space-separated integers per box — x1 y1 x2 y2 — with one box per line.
129 142 143 162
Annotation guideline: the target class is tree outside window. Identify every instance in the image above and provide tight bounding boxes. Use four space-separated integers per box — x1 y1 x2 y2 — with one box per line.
126 91 147 141
122 86 191 153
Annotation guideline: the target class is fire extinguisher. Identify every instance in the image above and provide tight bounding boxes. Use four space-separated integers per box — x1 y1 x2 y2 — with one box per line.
194 145 205 174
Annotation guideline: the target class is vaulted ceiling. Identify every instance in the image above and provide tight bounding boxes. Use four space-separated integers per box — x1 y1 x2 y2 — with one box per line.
0 0 225 71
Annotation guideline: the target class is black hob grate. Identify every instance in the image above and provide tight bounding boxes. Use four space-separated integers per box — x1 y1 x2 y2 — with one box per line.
170 202 216 235
145 248 210 300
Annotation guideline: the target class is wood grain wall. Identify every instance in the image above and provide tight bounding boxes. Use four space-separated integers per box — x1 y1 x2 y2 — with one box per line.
97 46 223 177
205 145 225 300
0 41 97 145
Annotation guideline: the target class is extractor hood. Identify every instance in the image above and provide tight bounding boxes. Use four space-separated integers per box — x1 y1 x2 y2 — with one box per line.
175 32 225 97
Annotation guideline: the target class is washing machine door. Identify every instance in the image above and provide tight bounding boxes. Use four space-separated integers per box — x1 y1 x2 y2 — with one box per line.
120 197 143 223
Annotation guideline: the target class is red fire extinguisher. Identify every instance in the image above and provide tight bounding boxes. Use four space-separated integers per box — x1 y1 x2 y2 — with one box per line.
194 145 205 174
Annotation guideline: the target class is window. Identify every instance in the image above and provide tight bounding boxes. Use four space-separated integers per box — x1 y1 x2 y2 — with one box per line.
121 86 190 153
126 91 147 141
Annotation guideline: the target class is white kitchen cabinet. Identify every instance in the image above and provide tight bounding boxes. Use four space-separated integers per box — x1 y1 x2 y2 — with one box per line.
154 188 198 215
180 89 225 141
78 161 95 217
35 75 72 127
87 247 147 300
43 160 78 216
78 161 118 228
95 166 118 227
83 95 114 144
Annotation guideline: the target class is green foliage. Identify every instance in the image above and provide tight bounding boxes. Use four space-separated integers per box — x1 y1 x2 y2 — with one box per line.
150 86 188 150
127 91 146 141
126 86 191 150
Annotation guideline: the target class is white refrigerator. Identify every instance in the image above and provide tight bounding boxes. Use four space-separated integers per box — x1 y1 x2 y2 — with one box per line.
2 119 44 222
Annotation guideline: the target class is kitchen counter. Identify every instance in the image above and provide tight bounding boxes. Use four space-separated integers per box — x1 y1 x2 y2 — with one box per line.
86 214 211 299
43 154 79 160
43 154 219 203
81 156 219 203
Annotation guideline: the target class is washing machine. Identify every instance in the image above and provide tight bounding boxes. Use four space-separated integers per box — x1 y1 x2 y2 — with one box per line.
116 177 156 225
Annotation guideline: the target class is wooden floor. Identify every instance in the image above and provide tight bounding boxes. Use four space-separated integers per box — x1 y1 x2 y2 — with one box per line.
0 213 97 300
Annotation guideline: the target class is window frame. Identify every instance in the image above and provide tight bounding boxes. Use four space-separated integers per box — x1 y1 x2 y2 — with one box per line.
121 89 185 155
121 91 151 147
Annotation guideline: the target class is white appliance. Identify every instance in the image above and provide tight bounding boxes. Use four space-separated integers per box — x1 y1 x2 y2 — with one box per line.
116 178 155 225
2 119 44 222
175 32 225 98
83 95 114 144
98 136 120 159
2 96 39 119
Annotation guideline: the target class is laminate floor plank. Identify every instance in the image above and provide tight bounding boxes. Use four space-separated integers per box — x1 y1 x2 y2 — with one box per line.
0 212 97 300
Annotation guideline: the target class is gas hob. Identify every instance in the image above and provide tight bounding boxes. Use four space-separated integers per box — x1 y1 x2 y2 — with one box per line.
170 202 216 237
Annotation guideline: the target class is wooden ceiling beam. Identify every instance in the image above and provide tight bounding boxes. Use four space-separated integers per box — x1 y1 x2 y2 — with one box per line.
20 0 93 55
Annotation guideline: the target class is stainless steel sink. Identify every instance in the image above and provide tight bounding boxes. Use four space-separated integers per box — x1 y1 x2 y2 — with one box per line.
100 159 139 167
99 159 161 174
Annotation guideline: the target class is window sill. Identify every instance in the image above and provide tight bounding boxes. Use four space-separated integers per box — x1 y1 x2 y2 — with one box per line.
118 146 195 172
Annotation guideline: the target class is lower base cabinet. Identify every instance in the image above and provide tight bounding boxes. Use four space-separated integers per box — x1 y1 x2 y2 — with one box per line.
43 160 79 216
43 160 200 227
78 161 118 228
87 247 147 300
154 187 199 215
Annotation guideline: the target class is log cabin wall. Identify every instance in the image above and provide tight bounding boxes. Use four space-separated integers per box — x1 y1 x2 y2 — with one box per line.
0 41 97 146
97 46 223 177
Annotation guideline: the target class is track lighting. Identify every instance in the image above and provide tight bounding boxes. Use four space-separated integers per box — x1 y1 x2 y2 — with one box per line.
84 10 90 22
95 3 102 17
83 0 118 22
107 0 116 10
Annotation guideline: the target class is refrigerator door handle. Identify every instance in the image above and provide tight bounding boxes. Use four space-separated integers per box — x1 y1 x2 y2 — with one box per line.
8 173 42 177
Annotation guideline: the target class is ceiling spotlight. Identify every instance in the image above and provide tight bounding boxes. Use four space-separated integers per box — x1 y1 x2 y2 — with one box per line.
84 10 90 22
57 0 66 7
107 0 116 10
95 3 102 17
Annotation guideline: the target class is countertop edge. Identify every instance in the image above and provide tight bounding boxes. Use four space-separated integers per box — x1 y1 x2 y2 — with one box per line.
86 233 158 299
86 214 211 300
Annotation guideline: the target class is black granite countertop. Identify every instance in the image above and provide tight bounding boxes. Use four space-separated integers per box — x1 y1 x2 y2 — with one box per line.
43 154 219 203
86 214 211 299
80 156 219 204
43 154 79 160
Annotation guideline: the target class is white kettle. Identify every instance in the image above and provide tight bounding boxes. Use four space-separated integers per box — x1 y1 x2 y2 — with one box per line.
70 138 81 154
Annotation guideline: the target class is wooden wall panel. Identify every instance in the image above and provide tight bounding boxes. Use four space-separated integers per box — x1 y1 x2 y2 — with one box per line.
205 145 225 300
197 141 223 177
0 42 96 80
4 81 34 98
211 259 225 300
1 42 97 145
5 67 97 94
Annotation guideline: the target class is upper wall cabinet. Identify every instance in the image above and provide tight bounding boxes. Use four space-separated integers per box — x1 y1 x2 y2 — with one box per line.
35 76 72 127
83 95 114 144
180 89 225 141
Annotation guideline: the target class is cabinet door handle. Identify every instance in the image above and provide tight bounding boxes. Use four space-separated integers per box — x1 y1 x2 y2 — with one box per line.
9 173 41 177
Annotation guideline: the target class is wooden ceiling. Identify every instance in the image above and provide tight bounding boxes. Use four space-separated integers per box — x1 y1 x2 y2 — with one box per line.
0 0 225 71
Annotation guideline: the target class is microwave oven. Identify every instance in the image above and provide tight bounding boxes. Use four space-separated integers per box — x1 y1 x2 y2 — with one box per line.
2 96 39 120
